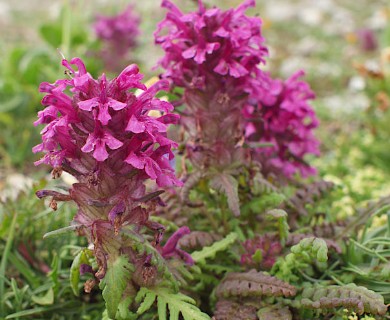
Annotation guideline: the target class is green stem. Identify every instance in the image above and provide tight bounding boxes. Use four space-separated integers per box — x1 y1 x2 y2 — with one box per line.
0 209 19 316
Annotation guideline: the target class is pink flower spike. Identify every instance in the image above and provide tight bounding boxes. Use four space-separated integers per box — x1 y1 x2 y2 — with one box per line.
35 57 180 188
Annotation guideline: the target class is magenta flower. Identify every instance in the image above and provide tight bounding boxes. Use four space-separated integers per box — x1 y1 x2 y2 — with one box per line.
155 0 267 90
159 226 194 266
34 57 182 284
244 71 320 178
357 28 377 52
34 57 180 185
94 5 140 72
155 0 269 171
155 0 319 179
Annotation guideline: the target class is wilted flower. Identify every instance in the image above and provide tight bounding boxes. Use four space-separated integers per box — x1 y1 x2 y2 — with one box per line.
34 57 181 284
94 6 140 72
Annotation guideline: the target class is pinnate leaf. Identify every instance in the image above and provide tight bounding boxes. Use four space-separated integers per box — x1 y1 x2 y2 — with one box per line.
300 283 388 315
136 287 210 320
191 232 238 264
216 269 296 299
99 255 132 319
210 173 240 216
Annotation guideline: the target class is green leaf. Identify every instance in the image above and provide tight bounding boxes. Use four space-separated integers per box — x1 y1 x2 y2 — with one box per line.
266 209 290 246
136 290 157 315
43 224 81 239
5 302 78 319
191 232 238 264
252 249 263 264
70 249 91 296
99 255 132 319
117 297 137 320
290 237 328 263
137 287 210 320
157 296 167 320
210 174 240 216
31 288 54 306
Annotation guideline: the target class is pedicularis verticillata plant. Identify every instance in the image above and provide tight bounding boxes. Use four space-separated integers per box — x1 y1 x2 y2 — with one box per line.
33 1 389 319
154 0 320 218
155 0 319 179
33 57 202 318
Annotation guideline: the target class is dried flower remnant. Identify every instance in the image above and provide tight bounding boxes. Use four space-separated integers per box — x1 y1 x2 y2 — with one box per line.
94 6 140 72
34 57 181 290
244 71 320 178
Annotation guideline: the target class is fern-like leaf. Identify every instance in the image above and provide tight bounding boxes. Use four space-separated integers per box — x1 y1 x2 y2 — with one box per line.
285 180 334 217
286 233 341 254
181 171 205 206
272 237 329 282
300 283 388 315
257 304 293 320
216 269 296 299
136 287 157 315
210 173 240 216
99 255 133 319
290 237 328 263
266 209 290 246
191 232 238 264
178 231 222 251
136 287 210 320
213 300 257 320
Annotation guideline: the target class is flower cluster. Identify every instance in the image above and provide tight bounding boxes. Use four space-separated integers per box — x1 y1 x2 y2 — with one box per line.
155 0 319 178
34 57 184 284
94 6 140 71
244 71 320 177
155 0 269 169
34 57 179 187
155 0 267 90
